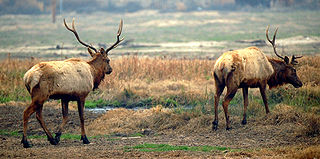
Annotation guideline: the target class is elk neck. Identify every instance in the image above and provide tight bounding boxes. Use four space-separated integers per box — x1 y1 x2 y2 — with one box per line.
267 58 287 89
87 54 106 89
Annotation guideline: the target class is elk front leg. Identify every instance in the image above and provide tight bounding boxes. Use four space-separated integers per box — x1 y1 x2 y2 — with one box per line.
242 87 248 125
77 98 90 144
259 84 270 114
55 99 69 143
21 102 37 148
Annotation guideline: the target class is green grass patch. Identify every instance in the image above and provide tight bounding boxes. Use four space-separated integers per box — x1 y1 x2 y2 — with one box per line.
124 143 234 152
0 129 100 140
0 130 20 137
268 87 320 111
129 132 144 137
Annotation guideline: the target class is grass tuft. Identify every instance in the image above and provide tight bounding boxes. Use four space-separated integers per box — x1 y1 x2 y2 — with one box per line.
124 143 233 152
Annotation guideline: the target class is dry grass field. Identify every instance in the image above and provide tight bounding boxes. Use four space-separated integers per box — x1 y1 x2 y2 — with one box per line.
0 56 320 158
0 10 319 158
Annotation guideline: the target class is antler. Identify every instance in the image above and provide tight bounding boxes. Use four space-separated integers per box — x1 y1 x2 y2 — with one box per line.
64 18 98 53
105 19 124 53
291 55 303 65
266 26 283 59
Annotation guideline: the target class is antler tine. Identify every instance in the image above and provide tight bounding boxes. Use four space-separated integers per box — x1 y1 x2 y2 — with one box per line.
117 19 123 36
266 26 285 60
266 25 272 44
64 18 97 53
106 19 124 53
291 55 303 65
294 55 303 59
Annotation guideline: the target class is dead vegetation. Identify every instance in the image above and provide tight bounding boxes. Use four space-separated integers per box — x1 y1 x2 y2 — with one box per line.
87 104 320 141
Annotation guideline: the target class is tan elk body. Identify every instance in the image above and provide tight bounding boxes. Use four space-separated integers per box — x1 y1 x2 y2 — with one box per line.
24 59 94 96
21 18 123 148
212 26 303 130
214 46 274 87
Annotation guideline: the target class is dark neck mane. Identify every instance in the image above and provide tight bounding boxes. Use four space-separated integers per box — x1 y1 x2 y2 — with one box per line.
267 58 287 89
87 54 106 90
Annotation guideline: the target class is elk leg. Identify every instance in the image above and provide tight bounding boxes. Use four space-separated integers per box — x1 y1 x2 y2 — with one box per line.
223 88 237 130
212 83 225 131
55 99 69 143
77 98 90 144
259 85 270 114
35 104 57 145
242 87 249 125
21 102 37 148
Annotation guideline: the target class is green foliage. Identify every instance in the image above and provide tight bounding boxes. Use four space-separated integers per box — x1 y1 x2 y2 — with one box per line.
0 130 20 136
0 88 30 103
268 87 320 111
85 99 108 108
124 143 232 152
129 132 144 137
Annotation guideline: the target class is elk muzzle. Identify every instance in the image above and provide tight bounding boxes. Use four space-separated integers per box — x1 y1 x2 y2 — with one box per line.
293 79 303 88
106 67 112 74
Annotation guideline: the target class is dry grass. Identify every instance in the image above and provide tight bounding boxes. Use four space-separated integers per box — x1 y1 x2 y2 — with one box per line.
0 55 319 107
0 57 39 102
96 56 215 102
0 55 319 158
87 105 213 135
289 145 320 159
0 54 319 109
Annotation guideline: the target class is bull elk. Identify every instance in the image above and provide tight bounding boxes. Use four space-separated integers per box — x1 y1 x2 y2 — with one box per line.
21 18 124 148
212 26 302 130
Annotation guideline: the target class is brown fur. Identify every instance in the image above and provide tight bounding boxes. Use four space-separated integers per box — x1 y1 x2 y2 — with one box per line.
212 47 302 130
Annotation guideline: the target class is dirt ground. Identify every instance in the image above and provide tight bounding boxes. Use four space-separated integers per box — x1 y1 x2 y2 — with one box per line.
0 103 319 159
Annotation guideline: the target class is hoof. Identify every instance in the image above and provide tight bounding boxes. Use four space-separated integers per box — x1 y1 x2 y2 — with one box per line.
212 121 218 131
81 135 90 144
21 139 32 148
226 127 232 131
241 119 247 125
212 125 218 131
55 132 62 143
48 137 58 145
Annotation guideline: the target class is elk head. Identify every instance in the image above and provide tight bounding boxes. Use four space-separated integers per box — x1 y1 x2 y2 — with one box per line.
64 18 124 74
266 26 303 88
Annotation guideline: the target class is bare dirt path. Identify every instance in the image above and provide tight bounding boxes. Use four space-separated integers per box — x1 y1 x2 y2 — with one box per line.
0 104 319 158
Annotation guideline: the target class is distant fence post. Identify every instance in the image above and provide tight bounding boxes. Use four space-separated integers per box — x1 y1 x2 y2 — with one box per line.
60 0 63 14
51 0 57 23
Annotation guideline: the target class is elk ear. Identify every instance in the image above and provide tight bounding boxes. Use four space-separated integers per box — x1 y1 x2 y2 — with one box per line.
87 48 95 57
284 56 290 64
100 48 107 55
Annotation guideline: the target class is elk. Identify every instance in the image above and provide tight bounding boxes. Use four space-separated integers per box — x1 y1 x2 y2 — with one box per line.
212 26 303 130
21 18 124 148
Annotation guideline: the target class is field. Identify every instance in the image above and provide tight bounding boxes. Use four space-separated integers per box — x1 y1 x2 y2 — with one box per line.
0 10 320 158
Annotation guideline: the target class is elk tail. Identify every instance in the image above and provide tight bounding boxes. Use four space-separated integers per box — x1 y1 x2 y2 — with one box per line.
23 69 41 94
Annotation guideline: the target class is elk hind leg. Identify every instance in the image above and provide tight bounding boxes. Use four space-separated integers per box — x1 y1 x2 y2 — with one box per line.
21 102 37 148
222 88 237 130
212 77 225 131
77 98 90 144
